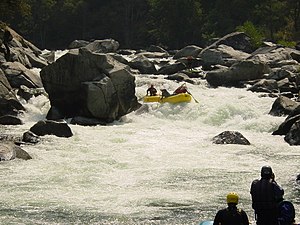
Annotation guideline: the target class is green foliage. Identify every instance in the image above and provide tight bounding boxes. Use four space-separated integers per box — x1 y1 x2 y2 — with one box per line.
147 0 204 49
253 0 287 40
0 0 31 23
277 40 296 48
236 21 264 48
0 0 299 50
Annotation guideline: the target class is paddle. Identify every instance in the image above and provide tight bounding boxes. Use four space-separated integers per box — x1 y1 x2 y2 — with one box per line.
138 96 145 101
187 91 199 103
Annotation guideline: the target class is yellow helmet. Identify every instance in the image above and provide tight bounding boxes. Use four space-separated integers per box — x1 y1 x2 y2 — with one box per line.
227 192 239 204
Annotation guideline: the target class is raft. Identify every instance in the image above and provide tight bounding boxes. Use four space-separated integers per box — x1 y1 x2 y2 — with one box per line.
199 221 213 225
143 93 192 103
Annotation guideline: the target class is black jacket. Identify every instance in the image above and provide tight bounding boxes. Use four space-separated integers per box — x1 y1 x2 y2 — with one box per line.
250 178 284 212
213 205 249 225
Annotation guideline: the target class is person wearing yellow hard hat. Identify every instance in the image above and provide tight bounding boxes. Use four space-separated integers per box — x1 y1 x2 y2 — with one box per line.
213 192 249 225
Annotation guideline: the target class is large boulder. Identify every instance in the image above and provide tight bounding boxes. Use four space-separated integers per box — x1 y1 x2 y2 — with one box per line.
40 48 140 122
249 47 293 68
206 59 270 87
200 32 253 54
0 68 24 117
269 96 300 117
0 26 48 68
200 44 251 67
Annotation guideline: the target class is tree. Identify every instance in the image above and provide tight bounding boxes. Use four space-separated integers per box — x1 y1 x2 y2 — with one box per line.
254 0 287 41
0 0 31 23
286 0 300 33
148 0 204 49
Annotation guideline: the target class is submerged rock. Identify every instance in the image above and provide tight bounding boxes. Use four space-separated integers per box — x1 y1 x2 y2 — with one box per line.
212 131 250 145
0 142 32 161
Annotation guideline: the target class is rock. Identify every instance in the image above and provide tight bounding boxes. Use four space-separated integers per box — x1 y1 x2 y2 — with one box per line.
70 116 107 126
40 48 140 123
15 145 32 160
0 115 23 125
22 131 40 144
173 45 202 59
267 67 295 81
40 50 56 64
287 48 300 63
249 47 292 67
200 32 253 54
157 62 186 75
30 120 73 138
129 55 157 74
206 59 270 87
3 27 48 68
46 106 65 121
247 79 278 93
166 73 195 84
212 131 250 145
272 114 300 136
16 85 47 101
269 96 300 116
0 68 24 117
200 44 250 67
0 134 21 143
284 120 300 145
83 39 119 53
1 61 43 88
148 45 168 54
0 142 16 161
0 96 24 119
68 40 90 49
0 142 30 161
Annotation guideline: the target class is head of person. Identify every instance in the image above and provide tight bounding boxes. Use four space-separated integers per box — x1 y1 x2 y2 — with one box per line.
261 166 273 179
227 192 239 206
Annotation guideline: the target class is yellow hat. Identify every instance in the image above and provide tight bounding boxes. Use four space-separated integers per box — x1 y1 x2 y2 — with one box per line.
227 192 239 204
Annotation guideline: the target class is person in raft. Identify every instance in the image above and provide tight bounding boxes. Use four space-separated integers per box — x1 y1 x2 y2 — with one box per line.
160 88 171 98
173 83 188 94
213 192 249 225
146 84 157 96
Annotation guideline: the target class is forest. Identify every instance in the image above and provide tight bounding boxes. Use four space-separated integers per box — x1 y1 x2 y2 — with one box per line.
0 0 299 50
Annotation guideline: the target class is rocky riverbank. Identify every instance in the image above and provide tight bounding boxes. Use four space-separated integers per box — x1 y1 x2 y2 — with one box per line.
1 25 300 163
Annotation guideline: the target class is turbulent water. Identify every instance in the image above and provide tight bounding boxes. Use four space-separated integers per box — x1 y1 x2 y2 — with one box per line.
0 63 300 224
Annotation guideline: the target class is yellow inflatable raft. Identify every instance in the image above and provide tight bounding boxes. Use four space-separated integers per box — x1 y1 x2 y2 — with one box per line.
143 93 192 103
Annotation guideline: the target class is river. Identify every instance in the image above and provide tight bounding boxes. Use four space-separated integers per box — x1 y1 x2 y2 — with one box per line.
0 63 299 224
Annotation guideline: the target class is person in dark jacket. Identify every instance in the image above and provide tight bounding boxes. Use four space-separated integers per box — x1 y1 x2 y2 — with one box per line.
250 166 284 225
160 88 171 98
213 192 249 225
146 84 157 96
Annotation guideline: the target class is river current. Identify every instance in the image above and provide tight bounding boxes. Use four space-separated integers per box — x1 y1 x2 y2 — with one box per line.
0 55 299 224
